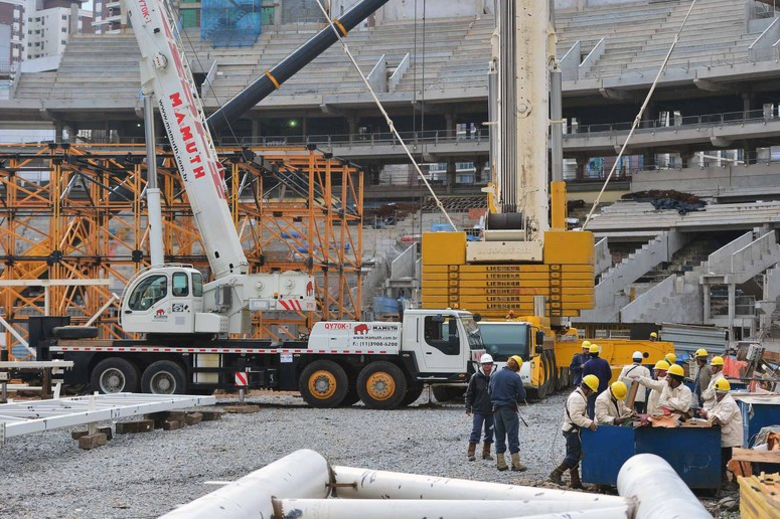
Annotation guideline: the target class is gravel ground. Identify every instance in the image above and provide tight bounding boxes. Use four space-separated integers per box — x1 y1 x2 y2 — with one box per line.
0 391 734 518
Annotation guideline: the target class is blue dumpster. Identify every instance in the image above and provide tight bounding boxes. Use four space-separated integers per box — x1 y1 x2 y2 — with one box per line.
581 426 634 486
580 425 721 489
734 394 780 448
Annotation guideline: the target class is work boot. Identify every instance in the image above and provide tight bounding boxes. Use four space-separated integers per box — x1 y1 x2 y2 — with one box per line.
482 442 494 460
467 442 477 462
510 452 527 472
548 463 568 485
496 452 508 471
569 466 584 490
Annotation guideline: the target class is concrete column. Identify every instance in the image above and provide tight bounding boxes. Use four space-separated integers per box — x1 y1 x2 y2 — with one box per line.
728 283 736 343
251 119 261 144
575 154 587 180
742 91 754 113
70 4 79 34
446 160 456 193
348 116 358 144
702 284 711 322
680 150 695 169
444 112 455 137
474 158 485 184
274 1 282 26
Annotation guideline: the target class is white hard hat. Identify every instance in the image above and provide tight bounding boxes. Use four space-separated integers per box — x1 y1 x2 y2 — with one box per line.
480 353 494 364
632 351 643 360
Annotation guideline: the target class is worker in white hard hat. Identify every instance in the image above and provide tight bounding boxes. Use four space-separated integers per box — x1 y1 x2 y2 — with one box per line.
659 363 693 417
595 381 634 426
692 348 712 410
701 356 726 411
549 374 599 490
465 353 495 462
618 351 651 414
637 360 669 416
569 340 591 388
700 378 743 488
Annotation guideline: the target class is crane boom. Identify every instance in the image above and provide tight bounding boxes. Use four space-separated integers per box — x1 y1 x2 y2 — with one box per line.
127 0 247 280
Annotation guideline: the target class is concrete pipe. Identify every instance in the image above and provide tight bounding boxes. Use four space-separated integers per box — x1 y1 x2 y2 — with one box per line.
617 453 711 519
273 499 631 519
332 466 627 506
160 449 331 518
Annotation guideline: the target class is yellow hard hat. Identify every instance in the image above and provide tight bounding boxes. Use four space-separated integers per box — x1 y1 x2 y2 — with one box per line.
589 344 600 354
667 363 684 377
510 355 524 369
711 356 724 367
714 378 731 392
581 340 592 349
650 332 658 339
654 360 670 371
611 381 628 400
582 374 599 392
665 352 677 364
695 348 708 358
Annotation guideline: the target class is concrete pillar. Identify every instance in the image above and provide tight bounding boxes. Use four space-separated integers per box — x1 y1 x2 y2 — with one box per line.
474 158 485 184
575 154 587 180
444 112 455 138
680 150 695 169
70 4 79 34
274 1 282 26
55 120 64 143
703 284 711 322
742 92 754 113
446 160 456 193
251 119 261 144
728 283 736 343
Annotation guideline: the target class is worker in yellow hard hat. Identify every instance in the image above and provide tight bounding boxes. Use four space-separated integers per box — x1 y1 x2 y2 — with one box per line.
582 344 611 418
649 332 658 342
549 374 598 489
659 363 693 416
595 381 634 426
664 352 677 365
700 378 742 488
692 348 712 410
489 355 527 473
637 360 669 416
569 340 591 388
701 356 726 411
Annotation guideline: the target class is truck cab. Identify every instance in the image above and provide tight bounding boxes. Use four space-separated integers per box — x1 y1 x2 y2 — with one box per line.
478 320 534 386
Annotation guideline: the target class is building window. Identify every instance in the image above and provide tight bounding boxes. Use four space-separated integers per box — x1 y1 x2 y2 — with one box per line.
62 15 67 20
61 40 67 45
61 27 67 32
35 17 40 22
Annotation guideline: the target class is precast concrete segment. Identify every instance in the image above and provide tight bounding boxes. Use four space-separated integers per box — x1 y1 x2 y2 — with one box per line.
332 466 628 506
499 512 630 519
616 453 711 519
273 499 631 518
159 449 331 518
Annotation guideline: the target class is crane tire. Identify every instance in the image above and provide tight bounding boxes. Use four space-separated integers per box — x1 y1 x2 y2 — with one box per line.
357 361 407 410
299 360 348 408
91 357 140 393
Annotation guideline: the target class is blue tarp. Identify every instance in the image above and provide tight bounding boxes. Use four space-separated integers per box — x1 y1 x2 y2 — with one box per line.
201 0 262 47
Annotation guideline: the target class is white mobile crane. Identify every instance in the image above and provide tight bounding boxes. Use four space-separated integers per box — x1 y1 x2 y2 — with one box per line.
28 0 487 408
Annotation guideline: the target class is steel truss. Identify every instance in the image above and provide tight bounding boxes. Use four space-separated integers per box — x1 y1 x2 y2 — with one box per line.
0 144 363 359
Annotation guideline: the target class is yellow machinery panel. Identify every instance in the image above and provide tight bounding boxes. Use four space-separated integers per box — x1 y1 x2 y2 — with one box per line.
422 232 466 266
554 339 674 381
544 230 594 265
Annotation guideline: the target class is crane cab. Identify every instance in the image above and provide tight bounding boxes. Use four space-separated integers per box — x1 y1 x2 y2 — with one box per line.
121 266 207 334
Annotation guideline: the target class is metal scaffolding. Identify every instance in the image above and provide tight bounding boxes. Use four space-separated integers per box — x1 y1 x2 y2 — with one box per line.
0 144 363 359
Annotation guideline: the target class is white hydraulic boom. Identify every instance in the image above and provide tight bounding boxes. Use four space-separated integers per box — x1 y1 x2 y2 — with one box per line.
121 0 315 336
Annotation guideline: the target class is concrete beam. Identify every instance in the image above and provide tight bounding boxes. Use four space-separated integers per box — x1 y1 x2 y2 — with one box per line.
693 78 733 93
599 87 634 101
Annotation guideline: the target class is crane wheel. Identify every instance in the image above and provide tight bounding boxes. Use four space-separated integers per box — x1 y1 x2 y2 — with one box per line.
141 360 187 394
91 357 140 393
357 361 407 409
299 360 348 408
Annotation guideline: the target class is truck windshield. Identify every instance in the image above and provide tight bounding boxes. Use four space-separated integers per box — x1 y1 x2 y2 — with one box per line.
479 323 530 361
461 316 484 349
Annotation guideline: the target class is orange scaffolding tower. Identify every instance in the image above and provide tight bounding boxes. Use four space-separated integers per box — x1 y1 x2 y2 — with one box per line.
0 144 363 360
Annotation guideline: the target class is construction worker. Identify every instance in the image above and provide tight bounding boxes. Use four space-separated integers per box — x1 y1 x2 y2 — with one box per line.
582 344 611 418
649 332 658 342
549 374 599 489
569 340 591 388
700 378 743 488
465 353 494 462
637 360 669 416
618 351 651 413
701 356 726 411
505 310 515 320
595 381 633 425
692 348 712 409
659 363 693 416
489 355 527 472
664 352 677 366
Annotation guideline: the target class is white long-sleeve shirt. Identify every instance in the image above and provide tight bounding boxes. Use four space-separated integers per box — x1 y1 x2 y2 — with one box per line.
562 387 594 433
701 371 725 411
638 376 665 416
595 389 631 425
619 363 651 403
658 382 693 415
708 393 743 448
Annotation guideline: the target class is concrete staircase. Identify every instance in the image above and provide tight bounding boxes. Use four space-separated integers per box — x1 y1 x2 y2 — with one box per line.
575 230 688 323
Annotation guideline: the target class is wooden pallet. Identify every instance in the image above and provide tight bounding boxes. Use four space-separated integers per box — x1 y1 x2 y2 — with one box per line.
739 472 780 519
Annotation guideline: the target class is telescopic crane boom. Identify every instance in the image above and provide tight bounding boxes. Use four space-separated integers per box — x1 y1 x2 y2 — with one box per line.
121 0 315 337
